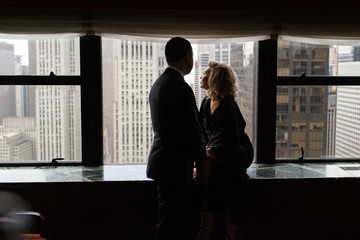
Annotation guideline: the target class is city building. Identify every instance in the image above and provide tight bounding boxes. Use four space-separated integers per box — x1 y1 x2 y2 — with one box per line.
29 38 82 161
335 61 360 157
276 41 329 158
326 87 337 157
0 42 16 124
1 117 36 160
193 43 231 108
0 131 32 162
109 39 161 164
194 44 212 108
230 42 257 145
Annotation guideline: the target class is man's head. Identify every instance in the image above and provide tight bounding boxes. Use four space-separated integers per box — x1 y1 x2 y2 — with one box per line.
165 37 193 75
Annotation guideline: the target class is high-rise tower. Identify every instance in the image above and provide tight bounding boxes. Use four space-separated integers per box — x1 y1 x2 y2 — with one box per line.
30 38 81 161
110 39 161 164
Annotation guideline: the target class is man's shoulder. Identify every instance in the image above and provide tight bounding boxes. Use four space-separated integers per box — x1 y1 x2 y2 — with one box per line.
155 69 187 88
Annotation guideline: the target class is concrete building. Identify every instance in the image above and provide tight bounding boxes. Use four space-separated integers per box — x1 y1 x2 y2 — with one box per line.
335 61 360 157
326 88 337 157
230 42 257 145
276 41 329 158
1 117 37 160
0 131 32 162
0 42 16 124
110 39 161 164
30 38 82 161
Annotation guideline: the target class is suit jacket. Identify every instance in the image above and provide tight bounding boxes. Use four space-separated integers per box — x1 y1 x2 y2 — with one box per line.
147 67 206 185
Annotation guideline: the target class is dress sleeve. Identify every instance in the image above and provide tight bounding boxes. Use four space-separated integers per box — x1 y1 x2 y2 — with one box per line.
209 98 245 162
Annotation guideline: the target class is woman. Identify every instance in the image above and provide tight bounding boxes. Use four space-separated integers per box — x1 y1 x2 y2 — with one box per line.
195 61 253 240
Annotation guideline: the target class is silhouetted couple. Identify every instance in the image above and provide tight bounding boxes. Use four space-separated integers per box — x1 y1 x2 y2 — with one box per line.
147 37 253 240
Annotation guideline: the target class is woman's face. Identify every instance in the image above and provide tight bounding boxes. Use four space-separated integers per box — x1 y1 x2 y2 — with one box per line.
200 67 211 90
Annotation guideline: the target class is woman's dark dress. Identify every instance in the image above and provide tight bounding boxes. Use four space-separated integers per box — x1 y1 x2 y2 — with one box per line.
200 95 253 213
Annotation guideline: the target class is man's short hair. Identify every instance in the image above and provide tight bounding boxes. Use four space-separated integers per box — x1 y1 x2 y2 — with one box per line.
165 37 192 63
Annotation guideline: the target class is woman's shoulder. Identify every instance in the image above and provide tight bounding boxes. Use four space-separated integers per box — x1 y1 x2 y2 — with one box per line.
201 96 210 103
222 95 237 106
200 96 210 112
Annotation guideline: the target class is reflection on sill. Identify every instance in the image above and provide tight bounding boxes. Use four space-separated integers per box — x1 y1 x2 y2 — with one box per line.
1 162 360 185
248 162 360 179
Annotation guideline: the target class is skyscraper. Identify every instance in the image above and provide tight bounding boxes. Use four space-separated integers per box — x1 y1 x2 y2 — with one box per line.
2 117 36 160
193 43 231 108
0 42 16 124
0 132 32 162
110 39 162 164
276 41 329 158
326 88 336 157
230 42 257 144
335 61 360 157
30 38 81 161
194 44 213 108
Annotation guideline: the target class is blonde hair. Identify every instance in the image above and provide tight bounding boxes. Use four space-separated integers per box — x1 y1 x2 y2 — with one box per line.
207 61 238 100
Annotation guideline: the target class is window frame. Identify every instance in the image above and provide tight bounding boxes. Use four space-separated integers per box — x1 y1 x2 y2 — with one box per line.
257 38 360 163
2 36 360 166
0 35 103 166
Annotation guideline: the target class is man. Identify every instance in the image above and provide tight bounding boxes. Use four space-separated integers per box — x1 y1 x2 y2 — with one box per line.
147 37 206 240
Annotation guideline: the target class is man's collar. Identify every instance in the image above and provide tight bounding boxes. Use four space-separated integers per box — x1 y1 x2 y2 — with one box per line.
167 66 184 78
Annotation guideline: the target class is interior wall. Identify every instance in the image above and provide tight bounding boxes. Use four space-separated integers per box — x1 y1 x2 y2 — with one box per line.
2 179 360 240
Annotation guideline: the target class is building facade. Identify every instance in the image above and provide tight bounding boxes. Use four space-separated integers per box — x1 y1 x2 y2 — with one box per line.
110 39 161 164
0 42 16 125
30 38 81 161
0 132 32 162
276 41 329 158
335 61 360 157
230 42 257 145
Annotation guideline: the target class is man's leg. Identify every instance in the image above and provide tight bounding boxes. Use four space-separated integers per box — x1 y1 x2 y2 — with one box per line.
155 184 191 240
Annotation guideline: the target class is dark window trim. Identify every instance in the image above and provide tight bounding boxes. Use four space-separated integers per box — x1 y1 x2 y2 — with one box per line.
256 39 277 163
80 35 103 166
0 76 82 85
277 76 360 85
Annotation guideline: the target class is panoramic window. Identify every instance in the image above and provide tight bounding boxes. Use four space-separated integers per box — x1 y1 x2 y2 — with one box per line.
0 35 81 163
102 36 258 165
276 40 360 160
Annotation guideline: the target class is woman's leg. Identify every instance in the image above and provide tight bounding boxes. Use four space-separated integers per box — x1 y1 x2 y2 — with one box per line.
219 210 232 233
198 157 212 212
195 157 215 240
219 210 241 240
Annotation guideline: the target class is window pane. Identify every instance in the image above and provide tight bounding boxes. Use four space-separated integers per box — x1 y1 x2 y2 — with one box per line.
277 40 360 76
0 35 80 76
102 37 258 165
0 85 81 162
276 85 360 159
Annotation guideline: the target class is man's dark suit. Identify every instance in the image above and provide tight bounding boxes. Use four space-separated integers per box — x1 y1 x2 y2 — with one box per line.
147 67 206 240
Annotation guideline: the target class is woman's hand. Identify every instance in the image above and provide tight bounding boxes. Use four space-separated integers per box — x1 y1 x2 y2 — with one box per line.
206 147 220 164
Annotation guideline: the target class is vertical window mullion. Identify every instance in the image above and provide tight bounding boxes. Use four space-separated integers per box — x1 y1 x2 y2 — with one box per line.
257 39 278 163
80 35 103 166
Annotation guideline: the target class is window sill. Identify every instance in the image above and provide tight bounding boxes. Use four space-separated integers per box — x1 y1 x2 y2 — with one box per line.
248 162 360 180
1 162 360 187
0 165 150 187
